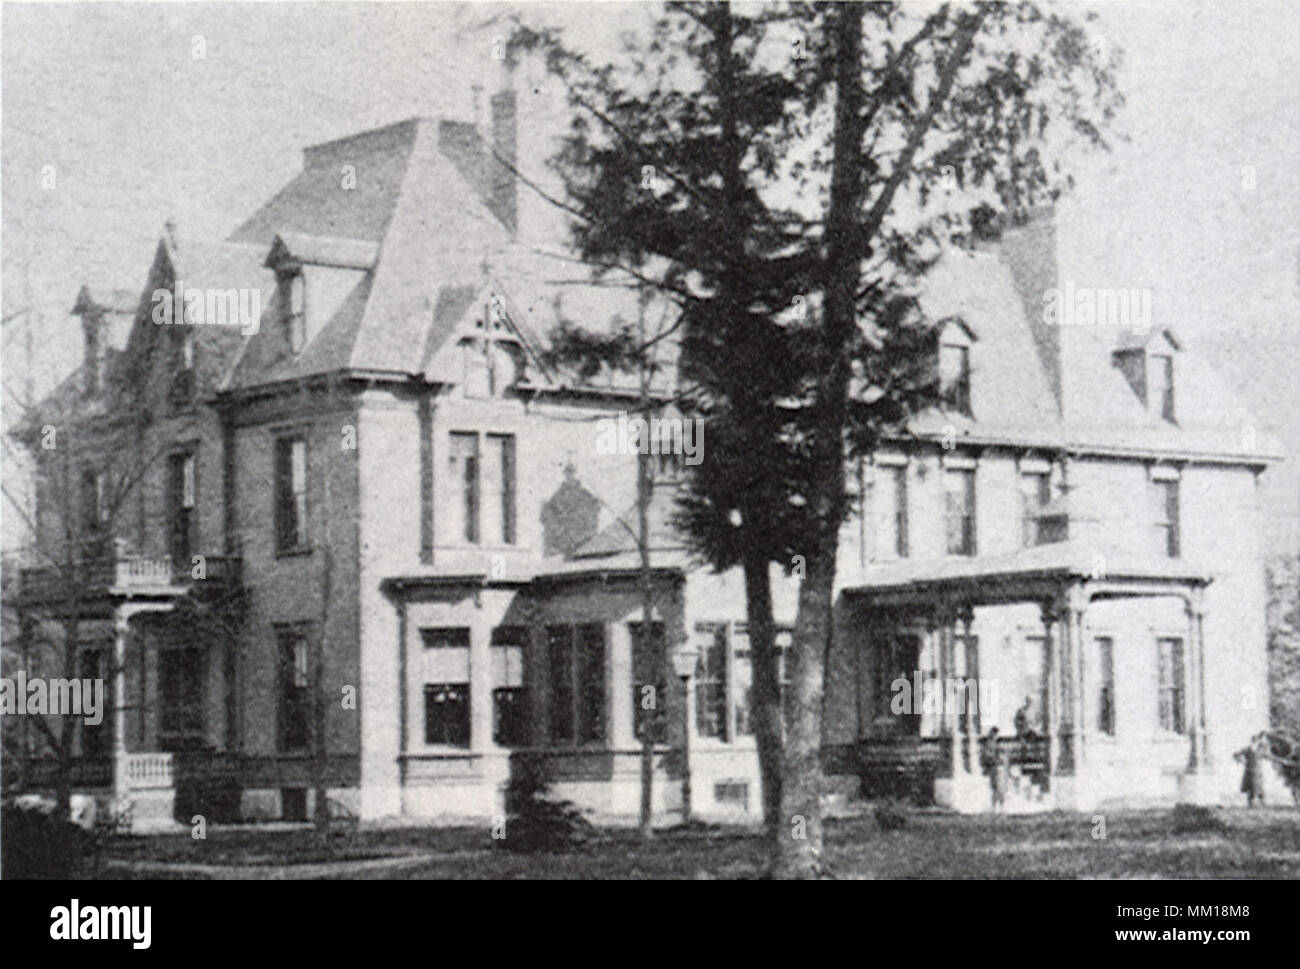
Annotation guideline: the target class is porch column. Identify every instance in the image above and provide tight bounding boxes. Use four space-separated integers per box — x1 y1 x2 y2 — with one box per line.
1040 600 1059 783
936 604 960 777
1067 587 1087 773
1187 588 1209 769
113 607 130 804
958 605 977 775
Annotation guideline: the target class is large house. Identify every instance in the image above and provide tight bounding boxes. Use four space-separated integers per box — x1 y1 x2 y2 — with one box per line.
10 82 1284 829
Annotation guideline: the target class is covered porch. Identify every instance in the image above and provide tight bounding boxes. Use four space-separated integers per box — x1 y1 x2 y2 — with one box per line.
14 553 244 830
840 544 1213 812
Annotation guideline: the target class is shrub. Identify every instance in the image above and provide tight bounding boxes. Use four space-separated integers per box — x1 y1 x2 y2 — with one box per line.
498 757 594 853
1170 802 1227 835
1 799 92 878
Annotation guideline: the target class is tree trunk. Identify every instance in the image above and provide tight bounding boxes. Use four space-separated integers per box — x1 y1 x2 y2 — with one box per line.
773 1 868 880
742 546 783 848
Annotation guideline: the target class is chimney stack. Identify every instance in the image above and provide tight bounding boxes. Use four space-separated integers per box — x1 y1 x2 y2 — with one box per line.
489 87 518 237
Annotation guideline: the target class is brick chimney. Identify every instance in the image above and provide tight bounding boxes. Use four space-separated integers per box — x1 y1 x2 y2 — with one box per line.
489 87 518 236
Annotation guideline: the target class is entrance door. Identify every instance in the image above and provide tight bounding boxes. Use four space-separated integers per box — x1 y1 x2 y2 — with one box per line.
875 633 923 737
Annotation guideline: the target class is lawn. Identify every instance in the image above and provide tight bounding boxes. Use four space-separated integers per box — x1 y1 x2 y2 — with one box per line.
90 806 1300 879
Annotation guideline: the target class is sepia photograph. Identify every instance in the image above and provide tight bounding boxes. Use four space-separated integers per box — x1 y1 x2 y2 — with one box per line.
0 0 1296 944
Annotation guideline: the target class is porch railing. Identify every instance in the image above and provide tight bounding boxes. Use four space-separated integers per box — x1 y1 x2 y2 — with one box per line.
123 752 174 790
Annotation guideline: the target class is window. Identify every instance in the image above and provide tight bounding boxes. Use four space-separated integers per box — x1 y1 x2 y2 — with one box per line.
81 468 107 534
875 464 909 559
168 452 197 569
875 634 921 722
424 684 470 747
1020 469 1067 546
547 624 605 745
1153 478 1180 558
161 647 205 740
944 467 977 556
80 647 109 757
630 620 668 744
280 271 306 353
448 432 516 546
776 627 795 726
1094 637 1115 736
274 437 308 553
939 343 971 414
449 432 480 544
695 624 729 739
1149 353 1174 421
277 630 310 752
84 326 103 396
485 434 516 545
491 625 528 747
1156 637 1185 734
421 627 471 650
692 622 768 742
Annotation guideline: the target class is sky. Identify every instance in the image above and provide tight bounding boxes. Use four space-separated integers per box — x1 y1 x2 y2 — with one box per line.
2 0 1298 540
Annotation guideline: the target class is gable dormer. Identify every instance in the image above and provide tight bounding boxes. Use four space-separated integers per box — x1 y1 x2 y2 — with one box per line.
425 284 545 397
1113 328 1180 422
937 316 977 416
264 233 377 355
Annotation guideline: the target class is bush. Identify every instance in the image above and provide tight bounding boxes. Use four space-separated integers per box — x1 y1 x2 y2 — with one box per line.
1170 803 1227 835
1 799 92 878
497 757 594 853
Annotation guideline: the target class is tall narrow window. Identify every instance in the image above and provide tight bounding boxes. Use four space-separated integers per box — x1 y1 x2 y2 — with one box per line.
939 343 971 414
84 326 102 396
169 452 197 570
80 647 109 757
630 621 667 744
275 437 308 553
1149 353 1174 421
1153 478 1180 558
891 466 909 557
483 433 516 545
80 468 107 535
1156 637 1185 734
281 272 306 353
449 432 480 544
694 624 729 740
277 630 310 752
873 464 909 559
546 624 606 745
1095 636 1115 736
945 467 977 556
491 625 528 747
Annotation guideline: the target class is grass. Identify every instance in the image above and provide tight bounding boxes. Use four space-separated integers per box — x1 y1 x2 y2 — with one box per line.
89 806 1300 879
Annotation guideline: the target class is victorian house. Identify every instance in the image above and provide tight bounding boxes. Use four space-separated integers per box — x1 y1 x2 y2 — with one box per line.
11 85 1280 828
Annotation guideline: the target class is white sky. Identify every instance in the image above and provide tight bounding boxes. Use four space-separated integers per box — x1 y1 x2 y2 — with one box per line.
2 0 1298 534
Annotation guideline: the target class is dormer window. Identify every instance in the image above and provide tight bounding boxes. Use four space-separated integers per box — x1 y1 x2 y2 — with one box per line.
1149 353 1174 421
83 325 105 396
936 318 975 416
279 271 306 354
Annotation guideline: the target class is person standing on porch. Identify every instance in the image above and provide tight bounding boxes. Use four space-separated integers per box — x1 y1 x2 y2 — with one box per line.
983 727 1010 812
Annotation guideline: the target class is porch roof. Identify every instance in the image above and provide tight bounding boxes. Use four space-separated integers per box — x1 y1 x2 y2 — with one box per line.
847 541 1211 608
